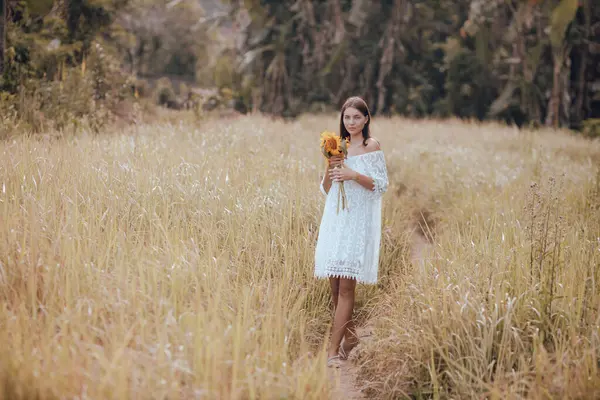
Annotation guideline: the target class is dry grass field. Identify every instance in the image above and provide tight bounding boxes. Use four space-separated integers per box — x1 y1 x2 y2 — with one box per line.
1 115 599 399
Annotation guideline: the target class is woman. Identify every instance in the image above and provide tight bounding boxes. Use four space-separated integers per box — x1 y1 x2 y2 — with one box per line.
314 96 389 368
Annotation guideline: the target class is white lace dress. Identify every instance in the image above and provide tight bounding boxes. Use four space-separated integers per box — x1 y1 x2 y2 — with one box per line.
314 150 389 284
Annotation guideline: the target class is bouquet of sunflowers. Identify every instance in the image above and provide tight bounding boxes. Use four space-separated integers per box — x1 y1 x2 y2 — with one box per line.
320 131 349 213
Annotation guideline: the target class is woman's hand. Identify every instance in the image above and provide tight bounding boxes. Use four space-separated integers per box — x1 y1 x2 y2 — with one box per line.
329 165 358 182
328 155 345 168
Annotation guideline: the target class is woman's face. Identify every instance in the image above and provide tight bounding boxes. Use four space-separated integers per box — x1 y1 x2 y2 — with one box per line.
343 107 368 136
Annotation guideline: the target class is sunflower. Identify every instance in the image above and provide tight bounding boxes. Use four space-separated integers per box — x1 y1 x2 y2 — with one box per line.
319 130 350 213
320 131 347 157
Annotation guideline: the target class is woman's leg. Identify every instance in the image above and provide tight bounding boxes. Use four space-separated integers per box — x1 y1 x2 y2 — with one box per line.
328 278 356 358
341 318 359 355
329 277 340 312
329 277 358 355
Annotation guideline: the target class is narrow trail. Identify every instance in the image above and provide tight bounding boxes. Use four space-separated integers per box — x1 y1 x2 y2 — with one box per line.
329 325 373 400
329 230 433 399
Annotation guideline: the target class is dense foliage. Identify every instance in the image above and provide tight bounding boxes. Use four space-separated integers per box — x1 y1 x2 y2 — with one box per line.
230 0 600 130
0 0 224 133
1 0 599 132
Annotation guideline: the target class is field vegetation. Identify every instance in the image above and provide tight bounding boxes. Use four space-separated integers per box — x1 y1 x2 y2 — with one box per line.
1 115 599 399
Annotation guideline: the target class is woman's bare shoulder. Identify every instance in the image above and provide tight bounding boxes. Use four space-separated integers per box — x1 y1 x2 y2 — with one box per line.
365 137 381 151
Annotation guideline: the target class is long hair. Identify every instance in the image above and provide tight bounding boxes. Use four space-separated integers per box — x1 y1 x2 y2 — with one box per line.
339 96 372 146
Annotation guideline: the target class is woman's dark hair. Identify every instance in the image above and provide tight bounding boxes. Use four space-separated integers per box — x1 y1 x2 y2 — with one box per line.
339 96 371 146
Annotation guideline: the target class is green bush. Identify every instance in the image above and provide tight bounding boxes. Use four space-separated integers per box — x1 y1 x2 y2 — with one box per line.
213 53 237 90
0 39 138 134
154 78 177 108
582 119 600 138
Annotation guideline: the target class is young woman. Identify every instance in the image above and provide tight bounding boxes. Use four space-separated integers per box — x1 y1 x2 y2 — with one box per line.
314 96 389 368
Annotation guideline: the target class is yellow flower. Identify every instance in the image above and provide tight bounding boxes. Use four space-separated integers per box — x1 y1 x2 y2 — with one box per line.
320 131 344 157
319 130 350 213
326 137 340 155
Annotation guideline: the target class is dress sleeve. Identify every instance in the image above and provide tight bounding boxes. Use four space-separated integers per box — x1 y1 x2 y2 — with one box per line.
365 152 389 199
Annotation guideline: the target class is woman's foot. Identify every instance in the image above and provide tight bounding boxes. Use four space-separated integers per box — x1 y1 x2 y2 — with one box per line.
327 355 342 368
338 338 359 360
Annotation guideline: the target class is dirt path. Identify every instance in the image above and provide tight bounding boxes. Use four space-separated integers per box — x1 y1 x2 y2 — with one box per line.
329 325 373 399
329 230 433 399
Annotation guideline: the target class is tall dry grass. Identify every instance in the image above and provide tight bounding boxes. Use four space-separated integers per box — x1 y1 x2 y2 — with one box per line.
0 116 334 399
0 115 599 399
354 119 600 399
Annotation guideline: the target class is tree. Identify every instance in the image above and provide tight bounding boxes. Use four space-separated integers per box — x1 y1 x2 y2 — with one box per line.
462 0 599 127
113 0 210 79
0 0 5 74
229 0 599 129
232 0 477 117
546 0 580 127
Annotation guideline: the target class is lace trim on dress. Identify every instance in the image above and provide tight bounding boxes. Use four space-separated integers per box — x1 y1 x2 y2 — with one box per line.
315 260 362 280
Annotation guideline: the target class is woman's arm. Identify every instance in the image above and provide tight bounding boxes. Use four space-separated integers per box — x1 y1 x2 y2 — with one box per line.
329 139 381 191
350 171 375 191
330 166 385 193
329 166 376 191
322 164 333 194
321 155 344 195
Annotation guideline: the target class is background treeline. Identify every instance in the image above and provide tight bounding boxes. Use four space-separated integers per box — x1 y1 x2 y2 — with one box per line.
0 0 228 133
1 0 599 134
232 0 600 133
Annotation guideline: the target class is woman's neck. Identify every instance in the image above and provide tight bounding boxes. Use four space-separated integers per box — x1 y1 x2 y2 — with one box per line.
349 133 363 145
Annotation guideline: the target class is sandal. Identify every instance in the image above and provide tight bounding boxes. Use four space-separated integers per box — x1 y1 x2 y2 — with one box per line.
338 346 348 360
327 355 342 368
338 340 359 360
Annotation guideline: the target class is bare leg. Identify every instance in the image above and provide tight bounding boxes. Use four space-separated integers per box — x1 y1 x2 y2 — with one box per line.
329 277 340 312
343 318 359 346
329 277 358 347
328 278 356 358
